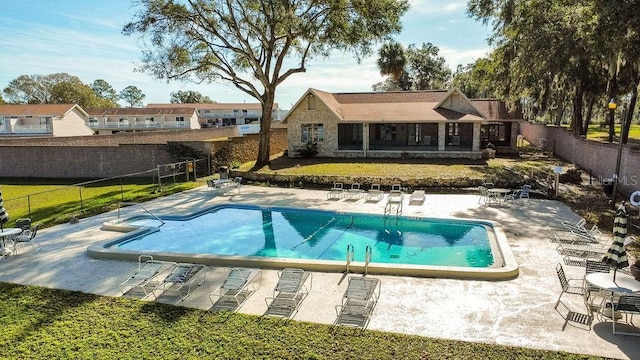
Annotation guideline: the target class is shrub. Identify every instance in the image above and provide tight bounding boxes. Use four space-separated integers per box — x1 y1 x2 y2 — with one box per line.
297 142 318 158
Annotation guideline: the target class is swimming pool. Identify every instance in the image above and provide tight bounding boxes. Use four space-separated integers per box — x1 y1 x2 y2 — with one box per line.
89 204 518 279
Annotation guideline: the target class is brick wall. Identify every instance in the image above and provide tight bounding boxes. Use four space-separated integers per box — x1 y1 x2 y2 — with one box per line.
520 122 640 196
0 127 288 178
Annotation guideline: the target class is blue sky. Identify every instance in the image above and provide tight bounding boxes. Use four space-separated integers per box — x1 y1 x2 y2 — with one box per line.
0 0 491 109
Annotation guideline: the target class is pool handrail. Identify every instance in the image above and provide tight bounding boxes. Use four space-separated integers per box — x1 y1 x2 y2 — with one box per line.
117 202 165 227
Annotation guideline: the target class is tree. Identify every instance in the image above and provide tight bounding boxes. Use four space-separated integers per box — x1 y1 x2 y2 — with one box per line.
170 90 214 103
91 79 119 106
50 77 103 108
373 42 451 91
119 85 146 107
3 74 56 103
2 73 116 108
467 0 640 138
123 0 409 168
0 93 5 104
451 58 500 99
377 41 406 84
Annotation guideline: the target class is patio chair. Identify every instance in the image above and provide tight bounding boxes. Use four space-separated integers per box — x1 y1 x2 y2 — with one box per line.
583 259 611 311
334 276 381 330
601 292 640 336
504 185 531 208
409 190 426 205
11 224 41 254
155 263 207 302
14 218 32 233
209 267 262 312
364 184 384 202
231 177 242 194
327 182 346 200
264 268 312 319
478 186 488 204
119 255 176 297
555 263 585 309
345 183 365 200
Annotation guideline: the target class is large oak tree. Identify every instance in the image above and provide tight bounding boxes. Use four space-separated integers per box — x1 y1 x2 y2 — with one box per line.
123 0 409 168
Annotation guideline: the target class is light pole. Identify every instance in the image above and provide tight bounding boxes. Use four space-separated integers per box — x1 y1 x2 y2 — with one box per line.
610 99 622 206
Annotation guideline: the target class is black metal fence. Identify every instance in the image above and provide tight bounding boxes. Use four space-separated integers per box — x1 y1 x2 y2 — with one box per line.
2 158 211 226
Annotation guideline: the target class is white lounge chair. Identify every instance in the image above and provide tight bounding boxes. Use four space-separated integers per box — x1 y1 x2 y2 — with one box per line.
364 184 384 202
345 183 365 200
327 182 346 200
155 263 207 302
334 276 381 330
409 190 426 205
119 256 176 297
209 267 262 312
264 268 312 319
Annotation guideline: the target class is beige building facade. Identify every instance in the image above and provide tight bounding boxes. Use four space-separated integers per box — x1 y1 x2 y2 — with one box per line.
284 88 522 159
0 104 94 138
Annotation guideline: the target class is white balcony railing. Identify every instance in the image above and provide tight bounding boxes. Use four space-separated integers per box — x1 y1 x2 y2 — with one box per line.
12 124 52 134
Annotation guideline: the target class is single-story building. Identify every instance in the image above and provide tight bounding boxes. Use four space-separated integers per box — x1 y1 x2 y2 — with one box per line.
0 104 94 137
283 88 523 159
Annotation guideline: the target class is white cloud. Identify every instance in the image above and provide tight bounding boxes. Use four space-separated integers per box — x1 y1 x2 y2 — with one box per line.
438 46 492 69
408 0 467 15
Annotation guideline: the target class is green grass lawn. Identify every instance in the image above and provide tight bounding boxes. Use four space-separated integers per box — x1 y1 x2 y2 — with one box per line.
0 153 630 359
586 124 640 143
0 283 603 359
0 178 205 228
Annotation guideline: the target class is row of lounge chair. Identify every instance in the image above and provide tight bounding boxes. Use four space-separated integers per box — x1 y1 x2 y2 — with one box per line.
119 256 207 302
547 219 607 267
120 262 381 330
328 183 425 205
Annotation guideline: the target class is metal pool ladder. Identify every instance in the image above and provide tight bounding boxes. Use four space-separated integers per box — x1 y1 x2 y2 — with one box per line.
345 244 355 273
117 202 165 227
364 244 372 275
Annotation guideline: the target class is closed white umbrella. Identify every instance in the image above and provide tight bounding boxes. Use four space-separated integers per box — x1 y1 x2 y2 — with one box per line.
603 202 630 281
0 186 9 231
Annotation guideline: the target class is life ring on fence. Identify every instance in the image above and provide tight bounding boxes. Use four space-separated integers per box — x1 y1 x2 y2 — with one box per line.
630 191 640 206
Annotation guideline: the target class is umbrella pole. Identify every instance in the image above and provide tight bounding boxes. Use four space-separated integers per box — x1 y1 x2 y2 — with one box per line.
613 268 617 282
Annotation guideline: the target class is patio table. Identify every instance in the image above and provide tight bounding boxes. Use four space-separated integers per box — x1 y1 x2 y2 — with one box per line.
0 228 21 259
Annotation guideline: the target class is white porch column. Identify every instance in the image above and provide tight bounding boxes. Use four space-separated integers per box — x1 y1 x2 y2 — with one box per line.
438 123 446 151
472 122 481 151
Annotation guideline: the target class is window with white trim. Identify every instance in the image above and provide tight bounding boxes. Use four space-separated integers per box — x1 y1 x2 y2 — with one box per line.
301 123 324 143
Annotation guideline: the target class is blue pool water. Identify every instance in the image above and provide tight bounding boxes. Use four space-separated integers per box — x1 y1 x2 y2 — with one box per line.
115 204 494 267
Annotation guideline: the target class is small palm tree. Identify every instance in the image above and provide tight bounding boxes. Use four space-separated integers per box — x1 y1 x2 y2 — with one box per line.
377 41 406 84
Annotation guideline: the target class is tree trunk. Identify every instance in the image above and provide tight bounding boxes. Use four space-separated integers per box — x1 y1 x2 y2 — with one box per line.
571 82 584 136
622 78 639 144
582 95 595 136
254 91 275 169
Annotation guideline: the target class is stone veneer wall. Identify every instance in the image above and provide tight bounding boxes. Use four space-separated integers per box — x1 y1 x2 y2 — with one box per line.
0 127 287 178
520 121 640 196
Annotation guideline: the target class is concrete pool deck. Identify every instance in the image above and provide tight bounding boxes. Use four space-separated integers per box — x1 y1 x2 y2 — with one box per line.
1 185 639 359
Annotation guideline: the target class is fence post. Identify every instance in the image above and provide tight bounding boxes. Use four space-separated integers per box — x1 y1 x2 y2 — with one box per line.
192 159 197 180
78 186 83 213
157 165 162 188
27 194 31 218
120 177 124 201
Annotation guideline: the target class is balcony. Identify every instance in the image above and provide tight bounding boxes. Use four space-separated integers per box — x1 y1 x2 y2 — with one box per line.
12 124 52 134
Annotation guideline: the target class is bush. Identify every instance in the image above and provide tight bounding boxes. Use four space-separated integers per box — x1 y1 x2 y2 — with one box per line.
297 142 318 158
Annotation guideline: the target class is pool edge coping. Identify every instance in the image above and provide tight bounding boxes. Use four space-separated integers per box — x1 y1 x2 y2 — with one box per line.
88 206 519 281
